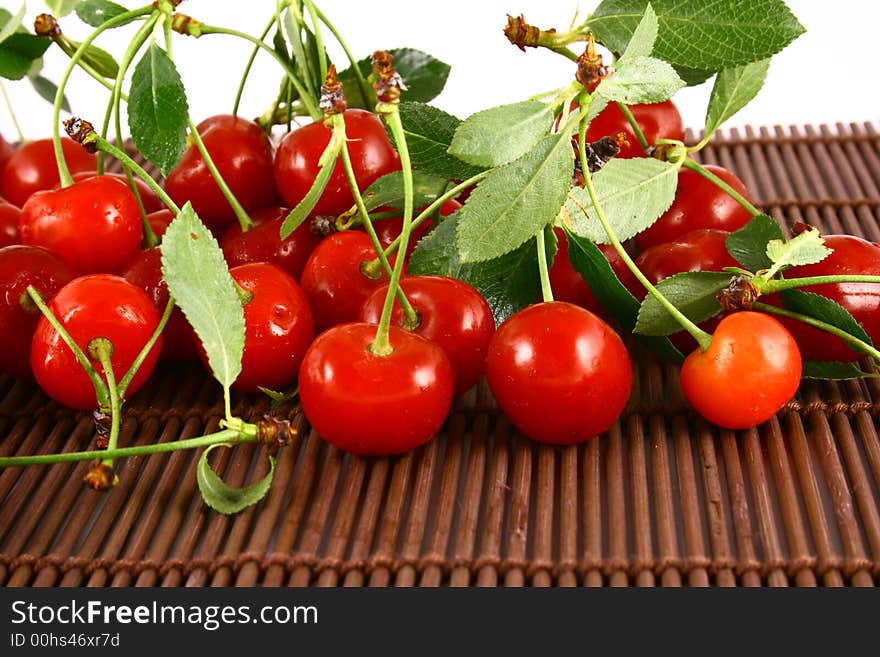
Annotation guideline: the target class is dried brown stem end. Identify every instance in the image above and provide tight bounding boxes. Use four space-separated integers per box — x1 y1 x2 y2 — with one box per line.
171 13 203 37
504 14 554 51
717 275 759 312
63 117 98 153
83 461 117 491
574 133 625 177
34 14 62 39
319 64 347 116
92 410 112 448
576 34 613 92
257 415 297 453
371 50 407 105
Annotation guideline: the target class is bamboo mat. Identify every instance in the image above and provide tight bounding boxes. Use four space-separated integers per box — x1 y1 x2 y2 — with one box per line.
1 123 879 587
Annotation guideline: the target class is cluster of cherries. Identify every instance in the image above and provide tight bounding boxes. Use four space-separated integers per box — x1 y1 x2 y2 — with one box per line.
2 89 879 455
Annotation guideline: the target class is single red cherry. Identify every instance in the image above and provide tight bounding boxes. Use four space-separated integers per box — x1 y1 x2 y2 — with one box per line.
485 302 632 444
298 322 453 455
680 311 801 430
146 208 175 239
71 171 161 213
635 165 754 252
769 234 880 362
0 199 20 247
299 230 390 332
583 100 685 159
164 114 278 230
30 274 163 410
220 206 321 281
274 108 400 218
358 274 495 396
0 245 77 379
211 262 315 393
121 246 199 360
19 176 142 273
0 138 96 207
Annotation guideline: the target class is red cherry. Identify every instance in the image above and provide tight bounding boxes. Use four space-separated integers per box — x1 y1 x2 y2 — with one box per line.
485 302 632 444
164 114 278 230
583 100 685 159
298 322 453 455
358 274 495 396
121 246 199 361
146 208 174 240
369 199 461 259
71 171 161 213
0 133 14 179
0 199 20 247
274 108 400 218
0 245 77 379
680 312 801 429
216 263 315 393
30 274 163 409
220 206 321 281
18 176 142 273
299 230 389 332
0 138 96 207
635 165 753 252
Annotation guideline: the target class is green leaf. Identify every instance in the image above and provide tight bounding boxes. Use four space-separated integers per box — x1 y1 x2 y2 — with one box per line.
589 0 805 71
359 169 450 213
456 132 573 263
675 65 714 87
68 39 119 78
592 55 685 110
75 0 130 28
634 271 730 336
725 213 784 271
0 34 51 80
778 289 874 349
563 158 679 244
449 100 555 168
197 445 275 515
160 203 245 391
127 43 188 177
409 215 552 325
394 102 484 181
340 48 450 107
0 4 25 44
802 361 878 381
705 59 770 138
766 227 831 277
618 3 658 62
283 10 320 103
28 75 71 111
563 226 683 363
46 0 81 17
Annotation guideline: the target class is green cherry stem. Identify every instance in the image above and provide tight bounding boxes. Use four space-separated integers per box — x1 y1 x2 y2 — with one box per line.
232 9 278 117
758 274 880 294
682 158 761 217
615 101 650 154
751 301 880 362
118 297 175 398
0 428 254 469
536 227 554 302
304 0 328 85
26 286 110 410
90 338 121 468
577 111 712 351
0 82 26 142
370 105 413 357
310 4 371 107
51 5 155 188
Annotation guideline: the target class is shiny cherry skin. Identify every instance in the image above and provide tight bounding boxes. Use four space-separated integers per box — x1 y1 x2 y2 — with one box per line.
0 199 20 247
0 133 14 178
146 208 174 239
217 262 315 393
0 138 97 207
164 114 278 231
0 245 77 379
274 108 400 218
71 171 161 213
485 302 632 444
220 206 321 281
358 274 495 396
121 246 199 361
771 234 880 362
583 100 685 159
298 322 453 456
370 199 462 259
299 230 389 332
19 176 142 273
680 311 801 430
635 165 753 252
549 226 635 314
30 274 163 410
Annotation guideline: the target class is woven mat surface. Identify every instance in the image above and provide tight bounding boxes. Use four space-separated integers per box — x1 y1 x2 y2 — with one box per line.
1 123 879 587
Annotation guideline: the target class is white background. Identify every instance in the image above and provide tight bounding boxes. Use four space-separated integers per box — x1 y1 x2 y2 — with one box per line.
0 0 878 141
